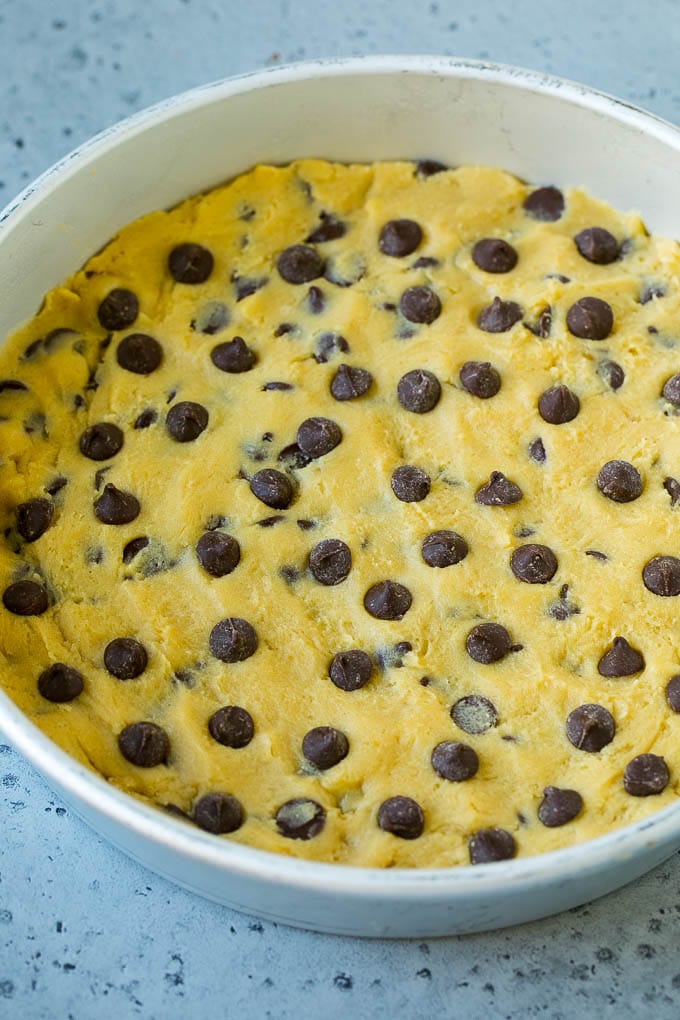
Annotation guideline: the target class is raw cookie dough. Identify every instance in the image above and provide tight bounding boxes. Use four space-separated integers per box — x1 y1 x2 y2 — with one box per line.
1 159 679 867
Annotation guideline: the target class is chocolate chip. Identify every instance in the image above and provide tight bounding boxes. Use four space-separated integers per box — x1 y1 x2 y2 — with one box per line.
308 539 352 585
263 382 293 392
45 476 66 496
379 219 423 257
416 159 448 177
640 282 665 304
193 793 244 833
397 369 441 413
364 580 412 620
574 227 619 264
276 798 326 840
296 417 342 459
305 213 347 243
566 704 615 752
664 477 680 506
0 379 28 393
599 360 625 390
527 306 552 338
596 460 642 504
459 361 501 398
598 636 645 678
431 741 479 782
391 465 431 503
623 754 670 796
97 289 139 331
196 532 241 577
208 706 254 748
277 245 324 284
210 337 256 373
274 323 295 337
166 401 208 442
314 332 349 364
475 471 523 506
94 483 140 525
234 275 266 301
661 374 680 405
643 555 680 597
586 549 607 562
466 623 513 664
104 638 148 679
510 544 558 584
250 469 293 509
330 363 373 401
302 726 349 770
118 722 169 767
421 530 468 568
277 443 311 470
538 384 580 424
16 498 53 542
529 438 546 463
477 297 522 333
257 515 284 528
209 618 258 662
468 827 516 864
307 285 326 314
451 694 498 734
566 297 613 340
412 256 439 269
134 409 157 429
523 186 564 221
79 422 124 461
191 301 229 335
168 243 214 284
329 649 373 691
665 675 680 712
399 286 441 324
116 333 162 374
2 580 48 616
472 238 518 273
37 663 84 703
297 519 316 531
122 536 149 563
537 787 583 827
377 796 424 839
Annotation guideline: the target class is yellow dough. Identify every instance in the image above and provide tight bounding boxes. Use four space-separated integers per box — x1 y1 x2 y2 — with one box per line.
1 158 680 867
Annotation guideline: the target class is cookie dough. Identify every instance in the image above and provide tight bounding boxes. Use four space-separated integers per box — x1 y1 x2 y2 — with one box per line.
1 158 679 867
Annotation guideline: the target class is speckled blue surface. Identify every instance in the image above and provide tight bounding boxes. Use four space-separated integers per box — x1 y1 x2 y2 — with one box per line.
2 2 680 1016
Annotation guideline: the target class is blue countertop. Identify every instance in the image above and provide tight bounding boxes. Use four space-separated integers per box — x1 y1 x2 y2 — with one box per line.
2 1 680 1016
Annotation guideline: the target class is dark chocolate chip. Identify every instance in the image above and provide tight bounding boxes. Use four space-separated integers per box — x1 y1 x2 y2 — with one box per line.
22 339 44 360
122 536 149 563
16 498 53 542
537 786 583 827
599 360 625 390
234 275 267 301
191 301 229 335
308 539 352 586
257 515 284 528
330 363 373 401
623 754 670 797
665 675 680 712
79 422 124 461
661 374 680 405
523 186 564 221
314 332 349 364
466 623 513 664
431 741 479 782
526 306 552 338
97 289 139 331
598 636 645 677
263 381 294 392
305 213 346 243
329 649 373 691
574 227 619 265
397 369 441 413
210 337 256 373
412 256 439 269
566 704 615 752
277 245 324 284
538 384 580 424
104 637 148 679
250 468 293 509
279 565 299 584
116 333 162 374
586 549 607 562
168 243 214 284
459 361 501 398
639 282 665 304
468 827 516 864
118 722 169 767
45 476 66 496
399 286 441 324
94 483 140 525
643 555 680 597
209 706 254 748
307 285 326 314
37 663 84 703
566 297 613 340
196 532 241 577
364 580 412 621
529 438 546 463
391 465 431 503
193 793 243 833
421 530 468 568
475 471 523 506
597 460 643 503
477 297 522 333
166 401 208 442
277 443 311 470
379 219 423 258
275 798 326 840
510 544 558 584
134 409 157 429
296 417 342 459
664 477 680 506
416 159 448 177
209 618 258 662
472 238 518 273
297 519 316 531
451 694 498 734
302 726 349 770
0 379 28 393
377 796 424 839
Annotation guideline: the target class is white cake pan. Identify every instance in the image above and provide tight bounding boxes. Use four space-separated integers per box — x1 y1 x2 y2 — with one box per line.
1 56 680 938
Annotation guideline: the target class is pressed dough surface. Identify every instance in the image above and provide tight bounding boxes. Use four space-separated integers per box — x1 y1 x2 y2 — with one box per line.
0 159 679 866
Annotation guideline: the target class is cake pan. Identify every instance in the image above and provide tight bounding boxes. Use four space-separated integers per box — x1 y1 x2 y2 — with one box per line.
1 56 680 938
